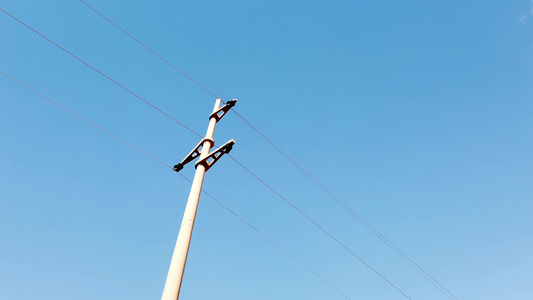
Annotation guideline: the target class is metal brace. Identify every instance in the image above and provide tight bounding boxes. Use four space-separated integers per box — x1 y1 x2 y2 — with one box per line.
209 99 237 123
195 139 235 172
173 138 215 172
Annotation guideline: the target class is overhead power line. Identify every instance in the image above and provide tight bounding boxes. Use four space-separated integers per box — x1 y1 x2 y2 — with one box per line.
0 70 350 300
0 10 407 296
73 3 459 299
0 7 202 140
228 155 412 299
79 0 218 99
0 11 412 298
232 108 460 300
178 174 352 300
0 70 172 169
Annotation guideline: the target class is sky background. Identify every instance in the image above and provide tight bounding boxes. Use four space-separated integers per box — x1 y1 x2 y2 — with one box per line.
1 1 533 299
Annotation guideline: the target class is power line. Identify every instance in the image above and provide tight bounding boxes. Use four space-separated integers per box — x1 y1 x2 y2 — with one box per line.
1 6 435 298
232 109 460 300
178 174 352 300
0 70 172 170
73 3 458 299
228 154 412 300
3 7 469 298
1 10 411 296
0 7 202 140
79 0 218 99
1 70 350 299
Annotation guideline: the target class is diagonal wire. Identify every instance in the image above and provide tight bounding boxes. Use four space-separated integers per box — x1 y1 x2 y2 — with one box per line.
178 173 351 300
0 9 410 295
0 4 428 299
231 110 460 300
1 70 350 300
75 3 458 299
228 154 412 300
0 7 203 140
0 70 172 170
79 0 218 99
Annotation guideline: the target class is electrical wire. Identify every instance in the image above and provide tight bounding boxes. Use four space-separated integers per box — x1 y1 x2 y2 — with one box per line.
177 174 351 300
232 109 460 300
0 11 411 296
0 70 172 170
79 0 218 99
73 3 459 299
1 8 420 298
228 154 412 300
0 70 350 300
0 7 202 140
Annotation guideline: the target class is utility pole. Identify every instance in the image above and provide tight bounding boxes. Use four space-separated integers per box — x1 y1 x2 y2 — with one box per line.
161 98 237 300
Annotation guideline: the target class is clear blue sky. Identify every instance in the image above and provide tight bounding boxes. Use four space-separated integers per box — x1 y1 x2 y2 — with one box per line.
1 1 532 299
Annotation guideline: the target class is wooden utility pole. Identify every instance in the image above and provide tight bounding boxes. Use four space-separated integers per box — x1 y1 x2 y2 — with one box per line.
161 98 237 300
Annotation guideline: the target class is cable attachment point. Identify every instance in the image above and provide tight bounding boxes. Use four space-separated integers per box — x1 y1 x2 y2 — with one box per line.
195 139 236 172
209 99 237 123
173 138 215 172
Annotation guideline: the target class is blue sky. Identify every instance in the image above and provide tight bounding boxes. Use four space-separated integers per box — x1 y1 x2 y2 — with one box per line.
1 1 532 299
